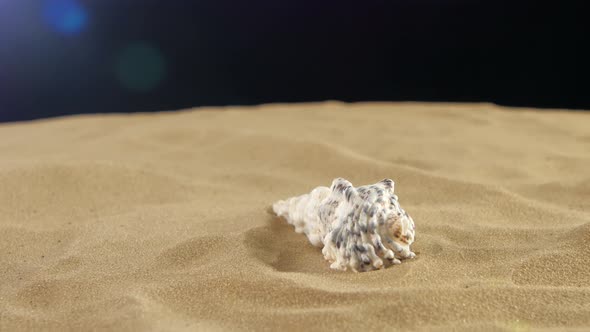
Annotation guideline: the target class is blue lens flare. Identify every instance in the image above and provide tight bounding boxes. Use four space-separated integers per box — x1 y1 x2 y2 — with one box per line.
42 0 88 35
116 42 167 93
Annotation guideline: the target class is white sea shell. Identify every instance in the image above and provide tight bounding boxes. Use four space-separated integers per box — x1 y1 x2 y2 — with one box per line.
272 178 416 272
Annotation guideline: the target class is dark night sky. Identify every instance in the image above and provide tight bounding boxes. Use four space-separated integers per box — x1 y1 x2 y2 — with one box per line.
0 1 588 122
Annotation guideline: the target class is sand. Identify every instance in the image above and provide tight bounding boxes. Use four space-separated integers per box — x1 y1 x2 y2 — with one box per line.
0 102 589 331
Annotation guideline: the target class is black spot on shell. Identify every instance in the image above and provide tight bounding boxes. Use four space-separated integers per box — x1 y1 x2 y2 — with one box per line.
376 241 385 251
345 188 354 201
356 245 367 253
331 230 339 243
369 206 378 217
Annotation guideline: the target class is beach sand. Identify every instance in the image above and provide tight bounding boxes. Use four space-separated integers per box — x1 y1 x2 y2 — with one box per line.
1 102 589 331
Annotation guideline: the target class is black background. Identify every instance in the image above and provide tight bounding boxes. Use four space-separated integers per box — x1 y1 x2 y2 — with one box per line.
0 1 588 122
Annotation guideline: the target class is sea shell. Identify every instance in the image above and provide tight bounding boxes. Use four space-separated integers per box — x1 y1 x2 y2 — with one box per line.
272 178 416 272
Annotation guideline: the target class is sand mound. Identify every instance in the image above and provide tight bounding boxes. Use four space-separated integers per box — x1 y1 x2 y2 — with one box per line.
1 102 589 331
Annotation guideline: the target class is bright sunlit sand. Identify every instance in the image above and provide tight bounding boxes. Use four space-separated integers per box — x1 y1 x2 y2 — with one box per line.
1 102 589 331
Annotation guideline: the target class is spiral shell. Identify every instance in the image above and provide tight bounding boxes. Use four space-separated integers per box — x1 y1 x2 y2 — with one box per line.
273 178 416 272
